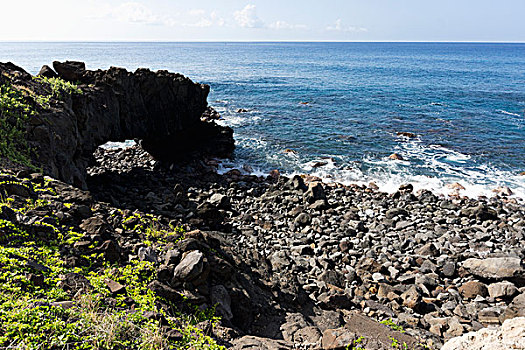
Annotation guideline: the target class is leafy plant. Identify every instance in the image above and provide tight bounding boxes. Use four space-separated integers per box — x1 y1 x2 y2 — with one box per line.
33 75 82 99
0 83 37 168
381 319 405 333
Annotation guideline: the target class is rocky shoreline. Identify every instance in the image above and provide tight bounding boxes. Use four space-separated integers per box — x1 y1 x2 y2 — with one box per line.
1 62 525 349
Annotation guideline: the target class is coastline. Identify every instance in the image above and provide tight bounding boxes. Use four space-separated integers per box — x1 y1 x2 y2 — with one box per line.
1 61 524 349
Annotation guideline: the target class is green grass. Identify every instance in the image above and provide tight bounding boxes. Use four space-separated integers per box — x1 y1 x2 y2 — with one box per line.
0 181 225 350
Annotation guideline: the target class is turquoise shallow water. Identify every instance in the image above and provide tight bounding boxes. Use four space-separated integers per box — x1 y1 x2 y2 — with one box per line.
1 42 524 198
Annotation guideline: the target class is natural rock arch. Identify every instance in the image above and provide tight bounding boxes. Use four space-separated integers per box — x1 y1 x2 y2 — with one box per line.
0 61 233 188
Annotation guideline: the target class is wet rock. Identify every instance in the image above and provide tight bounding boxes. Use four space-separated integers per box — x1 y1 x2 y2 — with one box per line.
389 153 404 160
493 186 513 196
397 132 417 138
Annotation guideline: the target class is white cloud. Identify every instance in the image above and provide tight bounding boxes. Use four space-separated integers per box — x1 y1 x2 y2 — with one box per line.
95 2 178 26
326 19 367 33
188 9 206 16
186 10 225 28
234 4 264 28
210 11 226 27
269 21 307 30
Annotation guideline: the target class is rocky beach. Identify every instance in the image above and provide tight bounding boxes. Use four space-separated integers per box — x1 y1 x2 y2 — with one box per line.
1 61 524 349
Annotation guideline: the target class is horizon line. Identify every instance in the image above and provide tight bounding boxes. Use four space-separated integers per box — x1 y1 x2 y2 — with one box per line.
1 40 525 44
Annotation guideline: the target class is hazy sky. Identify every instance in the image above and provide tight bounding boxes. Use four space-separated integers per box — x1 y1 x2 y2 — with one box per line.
1 0 524 42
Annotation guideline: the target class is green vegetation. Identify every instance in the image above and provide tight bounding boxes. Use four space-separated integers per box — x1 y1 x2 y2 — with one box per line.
33 76 82 108
346 336 366 350
120 211 185 246
0 180 225 349
381 319 405 333
389 337 409 350
0 74 83 168
0 83 36 168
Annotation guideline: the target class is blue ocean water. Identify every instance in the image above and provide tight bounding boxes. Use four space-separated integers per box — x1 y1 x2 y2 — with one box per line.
1 42 524 198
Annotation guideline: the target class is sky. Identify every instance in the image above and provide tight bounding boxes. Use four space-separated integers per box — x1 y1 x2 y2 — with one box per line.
1 0 524 42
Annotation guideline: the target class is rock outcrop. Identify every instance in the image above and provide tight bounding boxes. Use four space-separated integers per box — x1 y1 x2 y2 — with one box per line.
0 61 234 188
441 317 525 350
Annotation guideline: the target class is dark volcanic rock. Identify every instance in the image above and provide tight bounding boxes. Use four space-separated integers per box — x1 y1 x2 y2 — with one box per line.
37 65 58 78
0 61 234 188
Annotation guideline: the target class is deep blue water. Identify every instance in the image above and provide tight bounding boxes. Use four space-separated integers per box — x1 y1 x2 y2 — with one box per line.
1 42 524 198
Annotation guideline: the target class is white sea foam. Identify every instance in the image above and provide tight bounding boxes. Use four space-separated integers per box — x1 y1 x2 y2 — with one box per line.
99 140 136 150
216 135 525 201
498 110 522 117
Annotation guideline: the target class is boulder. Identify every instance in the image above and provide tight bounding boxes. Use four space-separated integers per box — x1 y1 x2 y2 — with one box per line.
104 278 126 295
231 336 292 350
502 293 525 320
462 257 524 280
53 61 86 81
173 250 205 282
321 328 356 350
487 282 518 299
304 182 327 204
37 65 57 78
442 317 525 350
459 281 488 299
208 193 230 209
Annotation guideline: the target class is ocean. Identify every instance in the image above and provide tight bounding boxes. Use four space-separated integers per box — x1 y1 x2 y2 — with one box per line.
1 42 524 198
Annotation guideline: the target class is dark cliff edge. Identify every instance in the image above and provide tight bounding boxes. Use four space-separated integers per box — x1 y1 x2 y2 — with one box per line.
0 61 234 188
